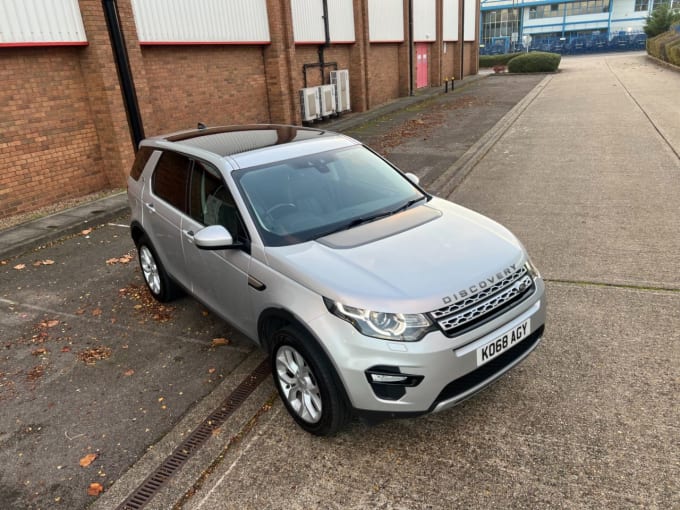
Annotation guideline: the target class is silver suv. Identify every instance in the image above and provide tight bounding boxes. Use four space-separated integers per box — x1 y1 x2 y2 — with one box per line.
128 125 546 436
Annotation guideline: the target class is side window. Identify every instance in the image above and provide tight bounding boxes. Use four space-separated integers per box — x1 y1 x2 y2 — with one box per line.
152 151 192 213
130 147 155 181
189 162 249 243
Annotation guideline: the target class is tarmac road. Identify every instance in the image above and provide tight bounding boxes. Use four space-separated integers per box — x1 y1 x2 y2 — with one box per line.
1 52 678 509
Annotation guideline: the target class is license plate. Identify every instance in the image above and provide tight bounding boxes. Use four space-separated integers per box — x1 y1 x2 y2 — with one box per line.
476 319 531 367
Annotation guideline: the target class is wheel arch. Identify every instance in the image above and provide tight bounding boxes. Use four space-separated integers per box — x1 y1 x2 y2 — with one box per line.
258 307 350 406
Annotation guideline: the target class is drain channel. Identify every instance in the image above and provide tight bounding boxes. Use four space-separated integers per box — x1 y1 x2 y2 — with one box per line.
117 358 271 510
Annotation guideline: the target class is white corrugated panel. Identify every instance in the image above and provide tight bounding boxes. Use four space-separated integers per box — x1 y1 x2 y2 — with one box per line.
131 0 270 44
0 0 86 45
291 0 325 43
292 0 355 43
442 0 459 41
413 0 437 42
328 0 355 42
368 0 404 42
463 0 477 41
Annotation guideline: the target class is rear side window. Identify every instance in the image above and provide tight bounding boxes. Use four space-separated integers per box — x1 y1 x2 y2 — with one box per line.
130 147 155 181
152 151 191 213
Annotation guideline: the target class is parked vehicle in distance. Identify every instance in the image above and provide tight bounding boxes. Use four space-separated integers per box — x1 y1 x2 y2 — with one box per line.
128 124 546 436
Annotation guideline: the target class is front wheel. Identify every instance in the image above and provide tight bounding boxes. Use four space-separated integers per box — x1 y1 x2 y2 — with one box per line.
271 326 351 436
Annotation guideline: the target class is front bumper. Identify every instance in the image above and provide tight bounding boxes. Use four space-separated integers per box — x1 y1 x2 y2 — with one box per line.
308 278 546 416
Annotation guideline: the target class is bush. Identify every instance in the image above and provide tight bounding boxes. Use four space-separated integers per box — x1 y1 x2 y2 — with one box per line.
507 52 561 73
668 39 680 66
644 3 680 38
479 53 523 68
647 30 680 61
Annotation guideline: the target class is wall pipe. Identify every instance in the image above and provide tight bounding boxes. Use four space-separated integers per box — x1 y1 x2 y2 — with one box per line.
408 0 414 96
102 0 144 150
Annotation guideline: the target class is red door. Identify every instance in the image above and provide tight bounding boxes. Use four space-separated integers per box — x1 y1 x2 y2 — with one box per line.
416 43 429 88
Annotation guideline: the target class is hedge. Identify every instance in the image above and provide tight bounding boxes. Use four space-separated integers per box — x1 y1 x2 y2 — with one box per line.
647 30 680 61
670 43 680 66
479 53 523 68
507 52 561 73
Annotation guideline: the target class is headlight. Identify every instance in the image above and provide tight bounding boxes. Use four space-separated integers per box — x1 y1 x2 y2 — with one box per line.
525 258 541 279
324 298 433 342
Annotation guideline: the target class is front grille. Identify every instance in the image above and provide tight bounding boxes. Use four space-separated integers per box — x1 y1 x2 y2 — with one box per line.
429 265 535 337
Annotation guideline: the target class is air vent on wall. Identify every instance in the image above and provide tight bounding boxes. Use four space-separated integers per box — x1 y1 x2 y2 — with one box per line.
319 84 337 117
330 70 351 112
300 87 321 122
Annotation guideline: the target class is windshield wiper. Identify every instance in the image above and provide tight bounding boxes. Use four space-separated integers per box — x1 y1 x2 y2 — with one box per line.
320 195 428 237
389 195 427 215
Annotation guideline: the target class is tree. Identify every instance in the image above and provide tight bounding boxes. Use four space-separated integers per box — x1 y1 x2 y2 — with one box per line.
644 2 680 38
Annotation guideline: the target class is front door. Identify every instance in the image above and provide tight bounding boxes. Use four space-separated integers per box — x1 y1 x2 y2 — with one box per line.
416 43 429 88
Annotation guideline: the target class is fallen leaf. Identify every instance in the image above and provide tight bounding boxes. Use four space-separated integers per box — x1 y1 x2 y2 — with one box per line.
81 228 93 236
77 346 112 365
42 320 60 328
105 258 118 265
87 482 103 496
211 338 229 347
201 310 210 317
208 367 216 374
92 308 102 317
42 259 55 265
75 308 86 315
14 264 26 270
61 346 72 353
31 348 48 356
79 453 98 467
123 369 134 376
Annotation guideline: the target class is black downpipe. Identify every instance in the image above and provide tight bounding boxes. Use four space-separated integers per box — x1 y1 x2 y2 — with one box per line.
460 0 465 80
408 0 414 96
102 0 144 150
320 0 331 84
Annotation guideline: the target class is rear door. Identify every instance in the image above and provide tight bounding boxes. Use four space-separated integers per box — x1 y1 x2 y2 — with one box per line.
143 150 192 288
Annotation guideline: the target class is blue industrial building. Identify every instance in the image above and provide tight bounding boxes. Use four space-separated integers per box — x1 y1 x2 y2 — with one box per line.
479 0 674 53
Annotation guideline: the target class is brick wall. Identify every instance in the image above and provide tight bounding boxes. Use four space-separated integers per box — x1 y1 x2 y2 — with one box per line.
0 0 479 221
140 46 271 135
0 48 108 217
367 44 402 108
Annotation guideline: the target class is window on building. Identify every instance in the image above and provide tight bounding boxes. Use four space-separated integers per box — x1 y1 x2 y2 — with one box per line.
634 0 649 10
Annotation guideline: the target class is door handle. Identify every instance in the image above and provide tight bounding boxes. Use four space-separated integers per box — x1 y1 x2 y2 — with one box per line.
145 202 155 213
182 229 195 242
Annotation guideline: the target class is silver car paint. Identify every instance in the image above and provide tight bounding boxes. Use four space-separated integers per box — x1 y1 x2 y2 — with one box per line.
129 129 546 416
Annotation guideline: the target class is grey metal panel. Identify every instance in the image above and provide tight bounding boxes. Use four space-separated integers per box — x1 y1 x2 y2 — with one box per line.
413 0 437 42
292 0 355 43
130 0 270 43
368 0 405 42
328 0 355 42
443 0 460 41
0 0 86 44
291 0 325 42
464 0 477 41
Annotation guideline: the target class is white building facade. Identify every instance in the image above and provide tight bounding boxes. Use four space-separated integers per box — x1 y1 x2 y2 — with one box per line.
479 0 675 52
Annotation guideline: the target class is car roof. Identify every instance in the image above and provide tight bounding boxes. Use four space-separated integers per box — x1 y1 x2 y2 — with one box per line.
152 124 340 158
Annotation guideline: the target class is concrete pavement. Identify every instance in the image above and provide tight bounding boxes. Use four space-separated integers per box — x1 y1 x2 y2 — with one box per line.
2 52 678 509
182 53 680 509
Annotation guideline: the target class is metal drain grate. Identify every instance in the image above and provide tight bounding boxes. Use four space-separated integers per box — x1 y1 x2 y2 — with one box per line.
117 358 271 510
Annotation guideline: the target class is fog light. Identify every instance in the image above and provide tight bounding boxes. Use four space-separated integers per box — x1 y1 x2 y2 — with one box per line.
365 366 424 401
370 373 409 383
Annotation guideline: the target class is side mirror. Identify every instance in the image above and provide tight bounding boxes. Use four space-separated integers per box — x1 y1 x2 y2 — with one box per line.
405 172 420 186
194 225 234 250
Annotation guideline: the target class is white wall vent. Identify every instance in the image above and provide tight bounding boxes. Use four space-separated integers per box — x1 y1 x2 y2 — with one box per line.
319 84 337 117
300 87 321 122
330 70 351 112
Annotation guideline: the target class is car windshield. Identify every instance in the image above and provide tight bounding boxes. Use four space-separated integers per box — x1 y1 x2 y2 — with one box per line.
233 145 427 246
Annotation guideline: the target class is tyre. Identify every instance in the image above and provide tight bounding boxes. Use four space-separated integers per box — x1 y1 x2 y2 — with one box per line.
271 326 351 436
136 235 182 302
